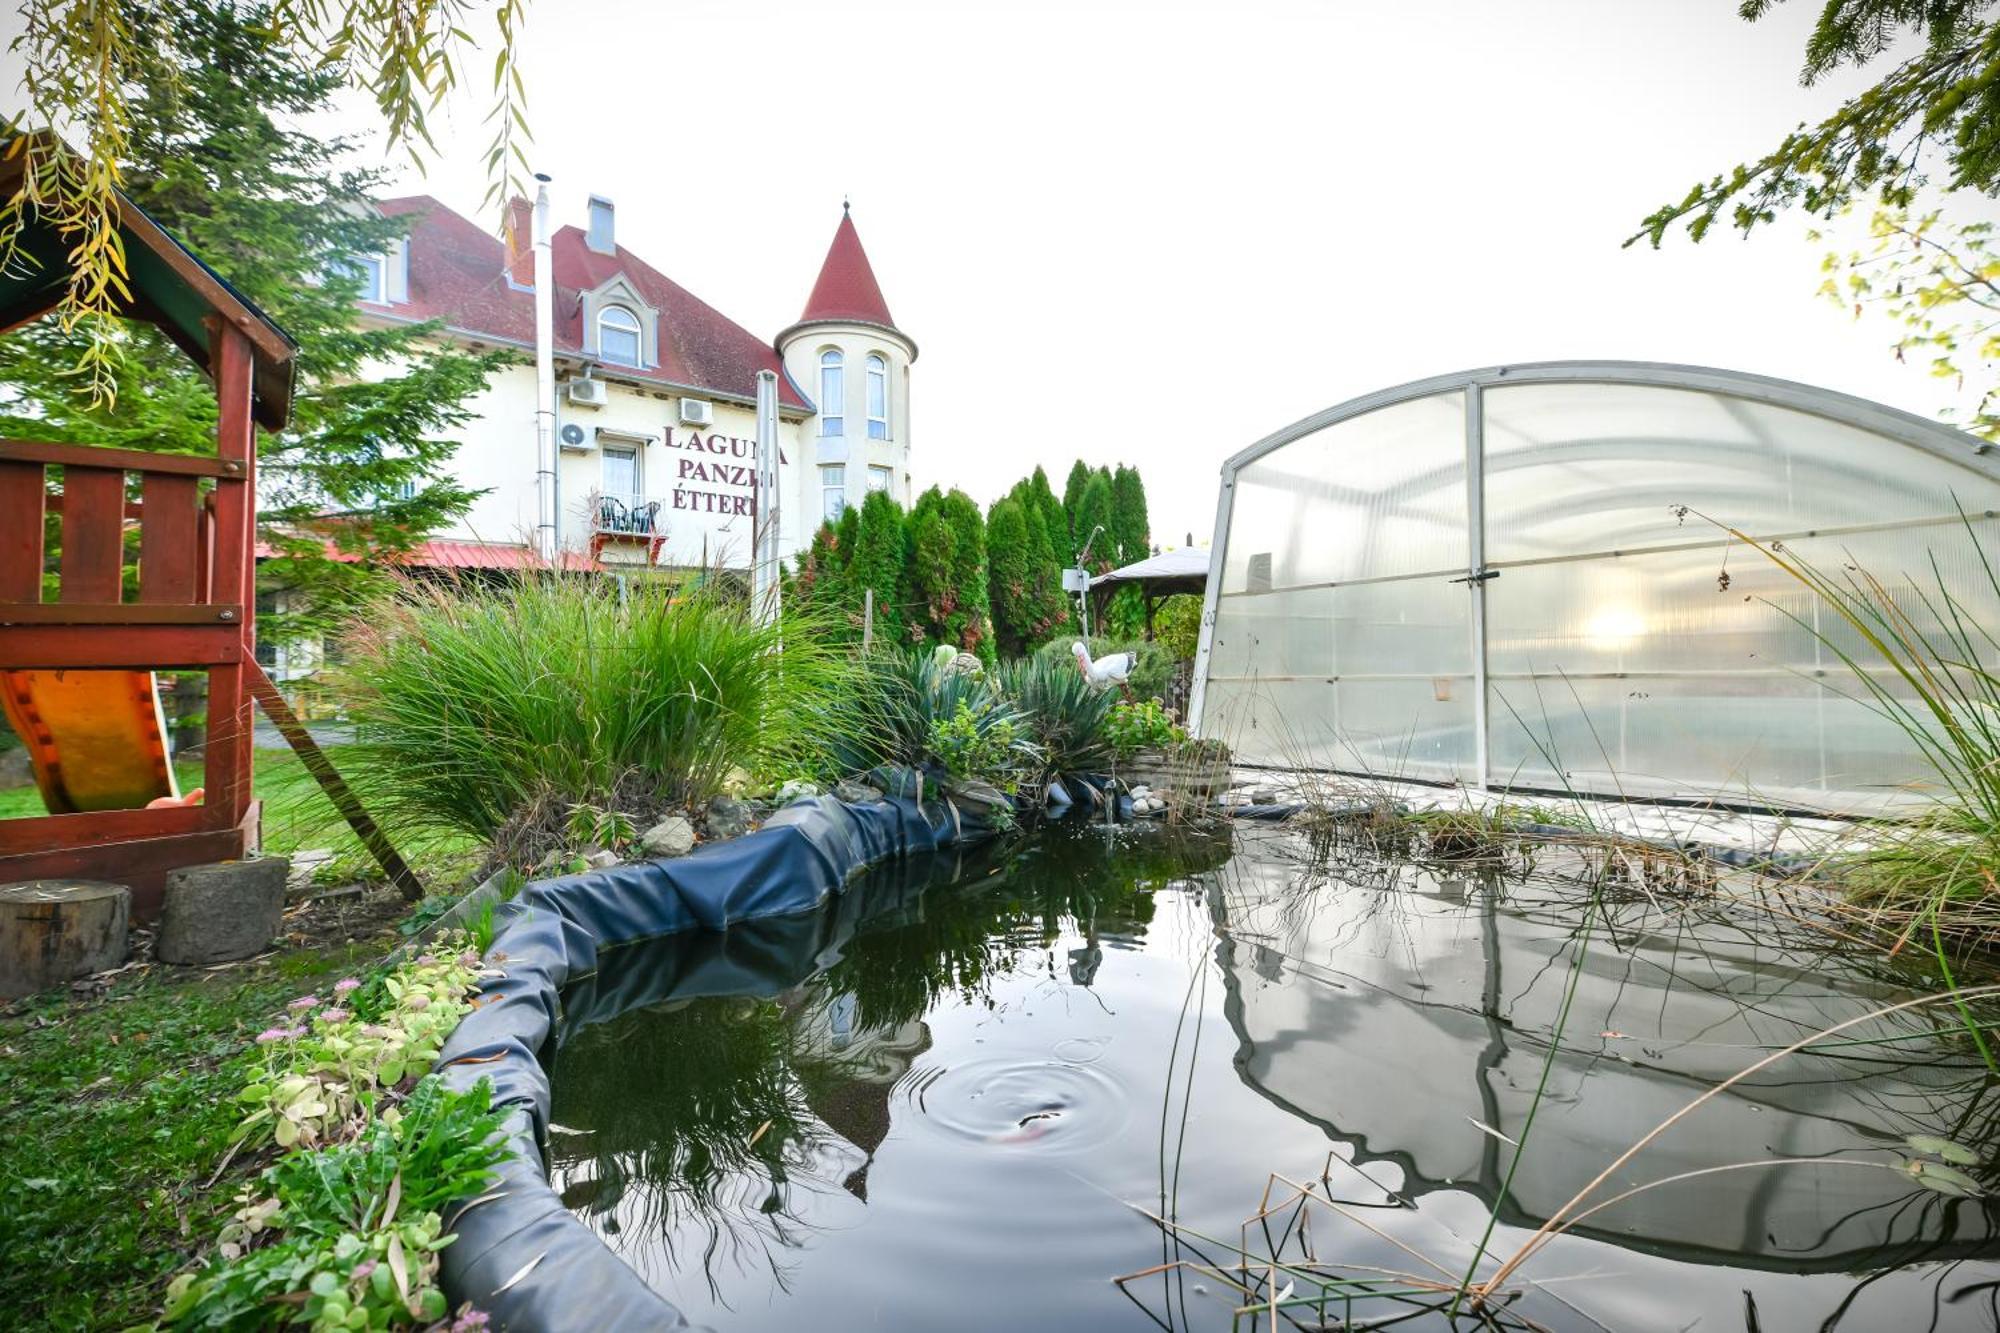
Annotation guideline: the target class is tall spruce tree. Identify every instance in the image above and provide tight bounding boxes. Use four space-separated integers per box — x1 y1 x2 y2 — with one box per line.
786 520 855 641
0 0 503 646
905 487 993 659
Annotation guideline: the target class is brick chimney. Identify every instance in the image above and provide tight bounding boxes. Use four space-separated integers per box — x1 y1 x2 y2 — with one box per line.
503 195 534 287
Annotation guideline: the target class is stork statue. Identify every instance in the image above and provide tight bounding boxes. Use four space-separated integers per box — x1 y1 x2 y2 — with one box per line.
1071 641 1137 699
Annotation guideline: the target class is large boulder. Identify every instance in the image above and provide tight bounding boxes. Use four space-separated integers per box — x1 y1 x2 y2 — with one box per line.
638 815 695 858
155 857 290 966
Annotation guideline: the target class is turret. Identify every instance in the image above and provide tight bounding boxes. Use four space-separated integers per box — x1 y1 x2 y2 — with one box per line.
779 204 916 521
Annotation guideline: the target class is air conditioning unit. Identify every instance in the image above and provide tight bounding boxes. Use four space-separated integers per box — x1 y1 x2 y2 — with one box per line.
566 378 608 408
677 397 713 428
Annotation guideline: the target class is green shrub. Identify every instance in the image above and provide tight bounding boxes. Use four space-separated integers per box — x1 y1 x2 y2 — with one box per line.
928 699 1034 794
842 649 1039 788
1103 698 1186 758
333 576 864 855
1153 594 1203 660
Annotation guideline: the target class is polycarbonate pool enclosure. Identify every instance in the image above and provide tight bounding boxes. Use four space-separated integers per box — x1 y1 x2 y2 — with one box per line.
1189 363 2000 815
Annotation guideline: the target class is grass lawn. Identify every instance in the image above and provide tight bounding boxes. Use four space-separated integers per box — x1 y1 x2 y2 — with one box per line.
0 745 477 886
0 927 400 1330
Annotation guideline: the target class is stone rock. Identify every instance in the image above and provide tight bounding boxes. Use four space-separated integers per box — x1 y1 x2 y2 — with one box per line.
776 779 821 803
0 745 32 790
833 779 886 806
704 795 755 841
942 779 1012 824
156 857 289 966
583 849 620 870
638 815 696 859
1129 785 1152 798
0 880 129 997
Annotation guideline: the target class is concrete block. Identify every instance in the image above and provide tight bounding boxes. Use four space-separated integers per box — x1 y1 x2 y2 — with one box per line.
155 857 290 965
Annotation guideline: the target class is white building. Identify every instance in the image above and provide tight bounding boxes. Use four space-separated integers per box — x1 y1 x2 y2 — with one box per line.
347 194 915 573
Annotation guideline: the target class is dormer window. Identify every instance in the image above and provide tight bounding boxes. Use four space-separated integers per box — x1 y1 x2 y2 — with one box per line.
349 254 385 303
819 349 844 436
866 353 889 440
598 305 641 367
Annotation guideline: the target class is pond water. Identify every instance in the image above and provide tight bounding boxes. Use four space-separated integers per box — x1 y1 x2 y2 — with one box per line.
545 822 2000 1331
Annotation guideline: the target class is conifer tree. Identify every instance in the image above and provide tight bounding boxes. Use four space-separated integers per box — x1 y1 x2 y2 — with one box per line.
986 497 1035 658
1104 464 1153 636
0 1 503 647
1029 465 1071 567
848 490 910 648
1072 469 1117 575
786 521 854 641
1062 460 1094 549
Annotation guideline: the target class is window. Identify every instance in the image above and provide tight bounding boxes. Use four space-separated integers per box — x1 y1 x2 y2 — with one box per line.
821 464 846 521
602 445 640 498
868 465 892 494
349 254 385 303
867 354 889 439
819 349 844 436
598 305 642 367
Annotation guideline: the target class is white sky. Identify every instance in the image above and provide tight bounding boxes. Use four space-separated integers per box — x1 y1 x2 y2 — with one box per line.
13 0 2000 545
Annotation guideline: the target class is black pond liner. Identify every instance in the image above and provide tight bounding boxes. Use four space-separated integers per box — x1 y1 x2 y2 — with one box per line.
432 790 1004 1332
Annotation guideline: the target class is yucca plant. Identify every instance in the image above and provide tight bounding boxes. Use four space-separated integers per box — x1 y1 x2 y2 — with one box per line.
332 574 866 860
997 655 1114 781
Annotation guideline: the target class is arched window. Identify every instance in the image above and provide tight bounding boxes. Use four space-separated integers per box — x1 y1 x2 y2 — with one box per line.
819 349 844 436
598 305 641 367
866 353 889 439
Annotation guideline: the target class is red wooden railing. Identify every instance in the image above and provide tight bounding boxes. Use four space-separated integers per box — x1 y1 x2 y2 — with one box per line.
0 324 260 914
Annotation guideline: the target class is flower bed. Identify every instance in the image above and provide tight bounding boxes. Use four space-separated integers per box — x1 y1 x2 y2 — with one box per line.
162 934 510 1331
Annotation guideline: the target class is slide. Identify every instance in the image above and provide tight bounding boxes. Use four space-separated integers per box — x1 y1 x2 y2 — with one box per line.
0 669 178 814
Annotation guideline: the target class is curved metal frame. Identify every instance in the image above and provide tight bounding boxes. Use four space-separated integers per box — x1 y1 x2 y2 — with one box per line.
1189 361 2000 805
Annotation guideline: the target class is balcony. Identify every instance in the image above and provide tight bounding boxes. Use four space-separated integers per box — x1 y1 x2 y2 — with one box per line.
585 491 667 565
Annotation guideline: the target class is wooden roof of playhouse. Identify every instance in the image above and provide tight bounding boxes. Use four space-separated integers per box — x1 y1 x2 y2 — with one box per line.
0 134 297 428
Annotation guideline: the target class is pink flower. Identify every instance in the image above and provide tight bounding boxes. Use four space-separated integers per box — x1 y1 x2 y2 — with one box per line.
416 955 437 967
406 995 431 1012
358 1024 393 1039
352 1261 377 1282
333 978 361 995
285 1025 309 1039
287 995 319 1011
318 1008 352 1025
255 1027 289 1044
459 951 480 967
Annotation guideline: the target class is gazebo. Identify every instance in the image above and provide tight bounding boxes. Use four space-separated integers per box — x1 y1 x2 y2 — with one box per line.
1089 546 1209 639
0 135 297 914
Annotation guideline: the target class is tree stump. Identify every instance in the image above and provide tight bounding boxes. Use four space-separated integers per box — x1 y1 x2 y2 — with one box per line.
0 879 130 998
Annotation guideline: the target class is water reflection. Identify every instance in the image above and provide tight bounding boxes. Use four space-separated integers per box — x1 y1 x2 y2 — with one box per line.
547 822 2000 1330
1207 836 2000 1273
546 829 1231 1306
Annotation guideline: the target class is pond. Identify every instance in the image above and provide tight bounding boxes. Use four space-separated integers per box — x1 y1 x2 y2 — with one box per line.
544 822 2000 1330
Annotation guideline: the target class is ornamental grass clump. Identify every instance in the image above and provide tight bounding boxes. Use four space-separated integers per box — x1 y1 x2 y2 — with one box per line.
334 575 865 861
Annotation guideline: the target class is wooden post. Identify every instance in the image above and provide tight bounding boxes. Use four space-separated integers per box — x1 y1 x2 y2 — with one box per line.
204 322 256 846
862 587 875 652
247 660 424 901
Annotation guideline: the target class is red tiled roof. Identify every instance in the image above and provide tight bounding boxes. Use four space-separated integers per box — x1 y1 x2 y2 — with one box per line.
256 538 594 572
795 210 899 333
371 196 811 411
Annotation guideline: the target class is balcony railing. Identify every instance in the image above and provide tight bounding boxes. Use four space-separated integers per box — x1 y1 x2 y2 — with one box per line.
589 492 664 537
